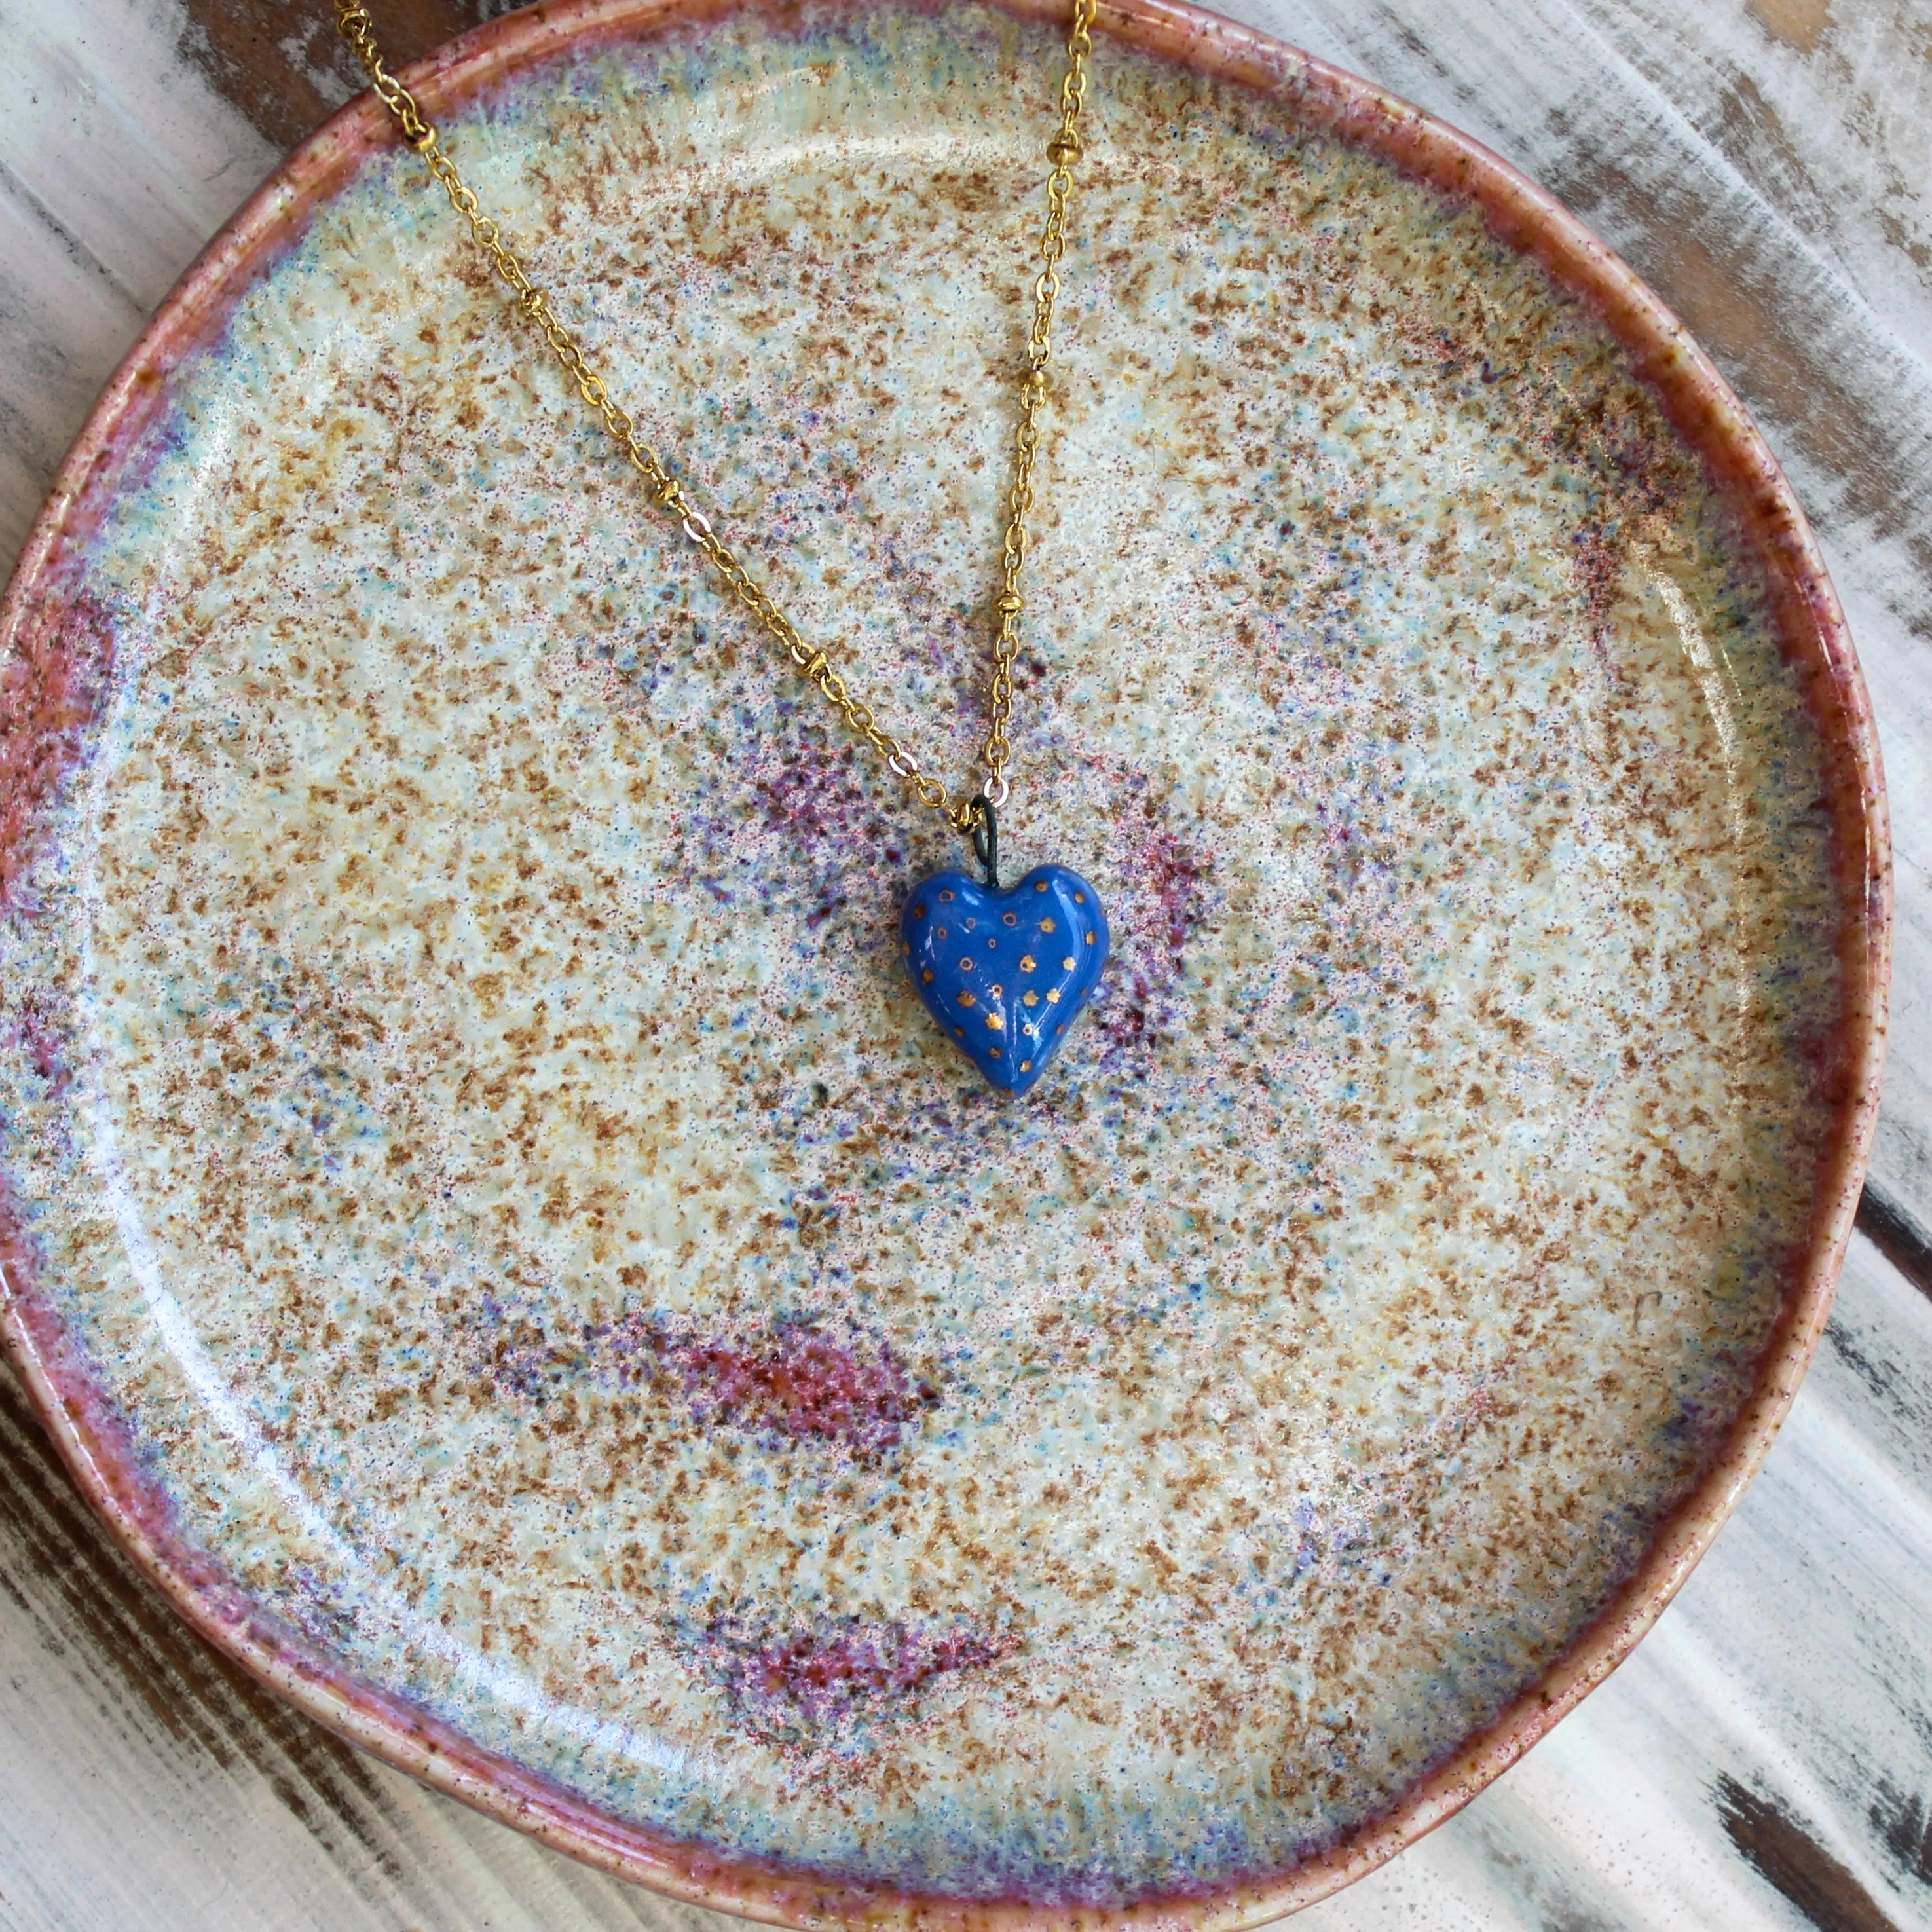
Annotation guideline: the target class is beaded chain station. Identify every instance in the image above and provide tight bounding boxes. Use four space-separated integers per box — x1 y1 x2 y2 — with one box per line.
333 0 1100 834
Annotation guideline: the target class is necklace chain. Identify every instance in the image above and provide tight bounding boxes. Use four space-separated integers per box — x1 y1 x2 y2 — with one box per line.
333 0 1099 834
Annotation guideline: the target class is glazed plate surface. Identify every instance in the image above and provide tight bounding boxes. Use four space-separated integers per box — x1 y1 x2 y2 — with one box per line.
0 0 1887 1922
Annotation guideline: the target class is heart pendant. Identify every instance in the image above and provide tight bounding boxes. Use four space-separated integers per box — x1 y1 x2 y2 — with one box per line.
901 863 1109 1096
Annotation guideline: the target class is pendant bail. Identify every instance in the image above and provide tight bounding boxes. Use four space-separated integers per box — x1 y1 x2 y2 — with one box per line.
968 796 999 889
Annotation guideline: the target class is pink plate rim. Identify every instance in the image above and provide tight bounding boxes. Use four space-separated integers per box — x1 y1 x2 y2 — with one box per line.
0 0 1892 1923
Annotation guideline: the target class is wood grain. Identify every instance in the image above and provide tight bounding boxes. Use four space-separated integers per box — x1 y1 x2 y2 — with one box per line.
2 0 1930 1926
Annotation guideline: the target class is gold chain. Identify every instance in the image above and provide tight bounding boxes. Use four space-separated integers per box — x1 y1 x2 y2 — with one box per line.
334 0 1100 834
988 0 1094 809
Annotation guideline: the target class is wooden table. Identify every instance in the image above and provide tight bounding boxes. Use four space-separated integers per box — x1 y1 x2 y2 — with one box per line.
2 1 1928 1925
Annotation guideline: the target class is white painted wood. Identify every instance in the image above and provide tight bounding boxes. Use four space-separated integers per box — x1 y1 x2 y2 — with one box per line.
3 0 1930 1927
0 0 275 564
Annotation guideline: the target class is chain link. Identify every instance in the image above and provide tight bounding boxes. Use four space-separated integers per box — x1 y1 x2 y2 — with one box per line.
987 0 1097 808
335 0 1097 832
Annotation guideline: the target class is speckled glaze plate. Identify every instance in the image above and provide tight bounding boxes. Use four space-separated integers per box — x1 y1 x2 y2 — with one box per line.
0 0 1890 1922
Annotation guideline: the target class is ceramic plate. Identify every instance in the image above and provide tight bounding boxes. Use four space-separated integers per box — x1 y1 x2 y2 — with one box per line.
0 0 1889 1922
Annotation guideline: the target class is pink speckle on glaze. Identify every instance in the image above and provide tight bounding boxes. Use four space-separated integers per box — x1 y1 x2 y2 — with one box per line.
466 1301 936 1458
661 1322 933 1457
686 1612 1016 1746
0 590 115 912
1094 804 1212 1063
4 989 71 1097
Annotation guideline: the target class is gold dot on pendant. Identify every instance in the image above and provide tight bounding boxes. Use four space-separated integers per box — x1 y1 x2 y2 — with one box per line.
1035 880 1048 893
1002 912 1018 927
1040 917 1056 933
914 903 927 918
989 1046 1002 1058
957 991 976 1008
985 1011 1003 1030
986 984 1003 998
1087 931 1096 944
954 1027 965 1039
936 928 948 942
959 956 973 972
1074 892 1085 904
939 890 954 902
1023 991 1039 1007
921 968 934 984
1020 1058 1032 1071
1019 954 1036 973
1046 988 1061 1004
1063 956 1076 971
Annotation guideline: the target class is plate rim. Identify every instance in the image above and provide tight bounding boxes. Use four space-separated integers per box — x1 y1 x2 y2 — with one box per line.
0 0 1892 1923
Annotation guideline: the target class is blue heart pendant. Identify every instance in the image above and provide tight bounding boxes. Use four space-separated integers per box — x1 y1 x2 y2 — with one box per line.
901 806 1107 1097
